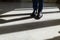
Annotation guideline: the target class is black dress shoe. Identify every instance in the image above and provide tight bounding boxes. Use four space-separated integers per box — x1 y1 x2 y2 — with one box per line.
35 12 43 20
31 13 35 17
31 11 37 17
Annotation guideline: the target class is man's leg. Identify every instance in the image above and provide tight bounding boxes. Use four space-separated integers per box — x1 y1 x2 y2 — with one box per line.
38 0 43 13
35 0 43 19
31 0 38 17
32 0 38 12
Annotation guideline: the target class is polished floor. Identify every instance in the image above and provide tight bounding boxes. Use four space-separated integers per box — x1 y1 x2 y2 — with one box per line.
0 2 60 40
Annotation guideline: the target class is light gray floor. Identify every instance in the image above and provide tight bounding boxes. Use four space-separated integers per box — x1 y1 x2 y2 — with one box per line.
0 2 60 40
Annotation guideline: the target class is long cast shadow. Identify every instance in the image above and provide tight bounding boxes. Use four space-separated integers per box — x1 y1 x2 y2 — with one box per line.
0 13 31 17
0 10 60 24
0 13 32 23
0 19 60 34
0 10 60 18
0 16 32 24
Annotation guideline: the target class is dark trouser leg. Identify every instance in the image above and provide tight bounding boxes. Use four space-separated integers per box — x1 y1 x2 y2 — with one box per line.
38 0 43 14
32 0 38 12
35 0 43 19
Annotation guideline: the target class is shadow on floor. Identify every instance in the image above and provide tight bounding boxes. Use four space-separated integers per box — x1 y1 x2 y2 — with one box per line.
0 13 32 24
46 36 60 40
0 10 60 18
0 10 60 24
0 13 31 17
0 17 60 34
